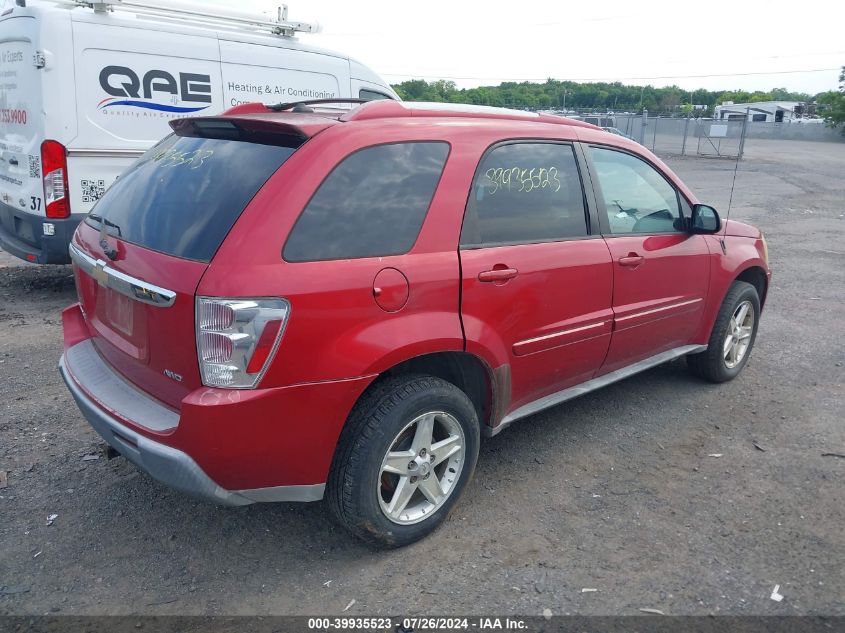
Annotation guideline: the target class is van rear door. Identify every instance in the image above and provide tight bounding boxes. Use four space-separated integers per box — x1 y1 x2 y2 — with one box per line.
0 13 46 246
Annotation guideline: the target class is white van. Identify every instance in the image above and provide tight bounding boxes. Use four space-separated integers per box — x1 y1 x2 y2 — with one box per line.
0 0 397 264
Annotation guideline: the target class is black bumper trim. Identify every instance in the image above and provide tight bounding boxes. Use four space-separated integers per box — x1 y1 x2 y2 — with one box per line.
0 201 83 264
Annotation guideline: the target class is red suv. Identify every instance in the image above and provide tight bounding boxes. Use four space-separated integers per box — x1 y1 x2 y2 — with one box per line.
60 100 771 547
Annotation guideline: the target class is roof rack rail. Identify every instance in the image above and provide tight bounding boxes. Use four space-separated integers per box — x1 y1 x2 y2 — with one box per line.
340 101 600 129
267 98 369 112
58 0 320 37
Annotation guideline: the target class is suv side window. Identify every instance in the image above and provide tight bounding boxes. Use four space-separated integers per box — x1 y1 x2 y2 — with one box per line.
283 142 449 262
461 143 588 247
590 146 683 234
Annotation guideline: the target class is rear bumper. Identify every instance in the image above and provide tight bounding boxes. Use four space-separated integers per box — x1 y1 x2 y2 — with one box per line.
0 201 84 264
60 352 256 506
59 339 352 506
59 301 376 503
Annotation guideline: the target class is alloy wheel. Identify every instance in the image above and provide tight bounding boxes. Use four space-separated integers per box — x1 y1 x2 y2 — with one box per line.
723 300 755 369
377 411 466 525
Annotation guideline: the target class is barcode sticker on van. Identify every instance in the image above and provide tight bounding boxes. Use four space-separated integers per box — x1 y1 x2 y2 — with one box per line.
81 179 106 204
28 155 40 179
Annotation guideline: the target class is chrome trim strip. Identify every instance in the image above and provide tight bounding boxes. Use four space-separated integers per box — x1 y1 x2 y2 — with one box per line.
68 242 98 276
490 344 707 436
516 320 606 347
615 298 703 324
67 148 146 158
69 243 177 308
105 266 177 307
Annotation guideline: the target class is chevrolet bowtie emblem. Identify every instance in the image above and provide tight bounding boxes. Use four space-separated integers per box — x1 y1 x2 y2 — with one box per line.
93 260 109 286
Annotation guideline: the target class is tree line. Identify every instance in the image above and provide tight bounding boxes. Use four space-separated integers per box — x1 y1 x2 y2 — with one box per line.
816 68 845 127
390 77 838 118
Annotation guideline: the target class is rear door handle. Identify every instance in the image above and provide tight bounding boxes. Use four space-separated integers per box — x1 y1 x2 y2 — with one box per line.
478 267 518 282
618 254 644 267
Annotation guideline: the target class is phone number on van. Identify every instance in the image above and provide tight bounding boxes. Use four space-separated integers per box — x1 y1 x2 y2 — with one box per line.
0 109 27 125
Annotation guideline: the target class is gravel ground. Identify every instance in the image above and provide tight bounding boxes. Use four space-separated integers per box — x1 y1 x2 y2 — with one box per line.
0 139 843 617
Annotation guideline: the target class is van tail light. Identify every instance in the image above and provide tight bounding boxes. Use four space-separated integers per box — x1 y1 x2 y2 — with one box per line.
41 140 70 219
196 297 290 388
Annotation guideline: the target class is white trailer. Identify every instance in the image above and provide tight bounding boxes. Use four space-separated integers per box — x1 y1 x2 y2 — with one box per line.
713 101 803 123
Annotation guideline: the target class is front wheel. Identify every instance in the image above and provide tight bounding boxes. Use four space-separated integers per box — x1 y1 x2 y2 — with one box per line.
688 280 761 382
327 375 480 548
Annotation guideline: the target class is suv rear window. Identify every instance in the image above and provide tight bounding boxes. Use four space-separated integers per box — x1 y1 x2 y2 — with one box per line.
85 133 298 262
283 142 449 262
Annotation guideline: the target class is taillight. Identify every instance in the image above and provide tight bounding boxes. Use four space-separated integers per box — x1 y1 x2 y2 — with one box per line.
41 140 70 219
196 297 290 388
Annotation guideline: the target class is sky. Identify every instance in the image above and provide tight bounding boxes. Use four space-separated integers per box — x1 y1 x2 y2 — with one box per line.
212 0 844 95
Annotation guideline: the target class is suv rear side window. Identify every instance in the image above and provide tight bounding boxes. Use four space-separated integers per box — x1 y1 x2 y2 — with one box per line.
85 134 297 262
461 142 588 247
283 142 449 262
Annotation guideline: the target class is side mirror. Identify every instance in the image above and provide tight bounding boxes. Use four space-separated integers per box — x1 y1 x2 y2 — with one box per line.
690 204 721 234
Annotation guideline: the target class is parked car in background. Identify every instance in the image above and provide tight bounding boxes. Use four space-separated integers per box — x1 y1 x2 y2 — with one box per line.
59 100 771 547
0 0 396 265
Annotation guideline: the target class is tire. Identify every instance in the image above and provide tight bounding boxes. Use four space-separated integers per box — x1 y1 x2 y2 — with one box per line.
327 374 480 548
687 280 761 383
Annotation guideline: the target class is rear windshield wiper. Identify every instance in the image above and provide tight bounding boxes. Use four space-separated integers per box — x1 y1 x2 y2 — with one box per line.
88 214 122 237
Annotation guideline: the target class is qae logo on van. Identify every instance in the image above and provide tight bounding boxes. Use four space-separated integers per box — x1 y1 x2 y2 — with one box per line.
97 65 213 113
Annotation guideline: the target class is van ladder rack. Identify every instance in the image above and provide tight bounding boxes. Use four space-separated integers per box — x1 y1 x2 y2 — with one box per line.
56 0 319 37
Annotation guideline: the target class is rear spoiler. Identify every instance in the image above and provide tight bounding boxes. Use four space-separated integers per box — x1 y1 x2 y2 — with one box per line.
169 114 338 145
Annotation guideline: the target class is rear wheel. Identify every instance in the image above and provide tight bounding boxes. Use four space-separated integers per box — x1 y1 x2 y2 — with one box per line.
688 280 760 382
327 374 480 548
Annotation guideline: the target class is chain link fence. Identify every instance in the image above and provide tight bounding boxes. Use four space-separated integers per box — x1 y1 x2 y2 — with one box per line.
615 113 747 159
607 112 843 159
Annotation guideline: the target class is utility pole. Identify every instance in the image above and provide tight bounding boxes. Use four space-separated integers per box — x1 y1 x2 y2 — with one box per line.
737 106 749 160
562 89 568 112
640 109 648 145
